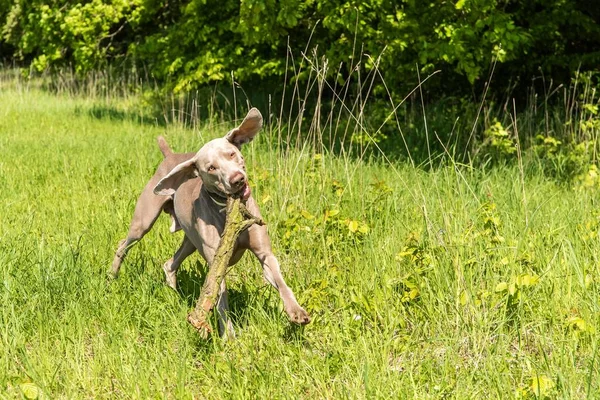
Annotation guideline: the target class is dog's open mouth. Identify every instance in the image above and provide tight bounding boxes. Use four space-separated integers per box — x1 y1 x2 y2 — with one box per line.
215 182 251 201
238 182 251 201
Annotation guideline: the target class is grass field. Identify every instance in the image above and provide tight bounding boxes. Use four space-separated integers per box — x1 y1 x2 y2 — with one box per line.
1 78 599 399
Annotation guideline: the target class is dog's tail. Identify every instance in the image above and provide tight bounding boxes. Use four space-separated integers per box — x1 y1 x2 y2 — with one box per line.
157 136 173 158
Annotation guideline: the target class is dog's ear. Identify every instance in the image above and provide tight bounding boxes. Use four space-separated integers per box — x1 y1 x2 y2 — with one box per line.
154 157 198 196
225 107 263 148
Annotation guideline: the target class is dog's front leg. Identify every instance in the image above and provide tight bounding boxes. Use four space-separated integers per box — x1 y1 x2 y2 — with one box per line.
253 251 311 325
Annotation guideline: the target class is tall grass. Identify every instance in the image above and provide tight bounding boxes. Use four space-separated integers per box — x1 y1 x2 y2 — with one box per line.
5 54 597 168
0 63 599 398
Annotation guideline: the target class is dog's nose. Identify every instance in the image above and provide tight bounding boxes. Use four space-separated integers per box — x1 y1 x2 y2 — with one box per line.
230 172 245 186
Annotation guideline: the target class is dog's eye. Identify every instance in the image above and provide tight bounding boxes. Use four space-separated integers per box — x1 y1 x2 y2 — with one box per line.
208 165 216 172
230 152 235 159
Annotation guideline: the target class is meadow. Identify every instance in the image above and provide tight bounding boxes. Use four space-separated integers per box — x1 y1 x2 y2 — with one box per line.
1 75 599 399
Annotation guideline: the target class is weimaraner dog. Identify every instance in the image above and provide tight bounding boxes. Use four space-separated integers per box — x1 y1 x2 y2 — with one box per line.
111 108 310 334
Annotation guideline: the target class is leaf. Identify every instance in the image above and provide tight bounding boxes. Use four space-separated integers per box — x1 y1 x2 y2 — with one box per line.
325 209 340 221
530 374 554 397
348 220 359 233
459 290 469 306
395 250 413 260
20 383 40 399
408 288 419 300
585 274 593 288
261 194 271 204
495 282 508 292
517 274 539 286
301 210 314 220
566 316 587 332
583 103 598 115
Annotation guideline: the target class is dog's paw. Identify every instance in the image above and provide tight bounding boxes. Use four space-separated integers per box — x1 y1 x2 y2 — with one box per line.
163 260 178 290
107 270 118 280
286 306 311 325
164 274 177 290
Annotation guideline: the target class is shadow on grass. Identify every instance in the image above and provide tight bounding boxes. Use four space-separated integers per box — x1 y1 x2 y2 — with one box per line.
176 261 291 336
176 261 255 332
176 260 206 305
283 323 309 344
75 105 166 126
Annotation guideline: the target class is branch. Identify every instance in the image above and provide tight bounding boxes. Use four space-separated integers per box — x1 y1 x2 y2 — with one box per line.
187 196 264 337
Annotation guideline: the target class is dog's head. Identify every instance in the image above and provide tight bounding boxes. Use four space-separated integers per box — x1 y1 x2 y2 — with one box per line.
153 108 263 200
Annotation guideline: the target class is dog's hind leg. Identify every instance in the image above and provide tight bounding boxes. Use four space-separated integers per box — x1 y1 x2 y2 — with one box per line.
217 280 235 339
110 180 171 278
163 235 196 289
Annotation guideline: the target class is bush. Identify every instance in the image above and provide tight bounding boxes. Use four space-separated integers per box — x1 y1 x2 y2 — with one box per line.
1 0 599 100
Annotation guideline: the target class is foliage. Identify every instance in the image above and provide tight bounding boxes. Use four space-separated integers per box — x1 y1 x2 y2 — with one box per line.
1 0 599 99
529 79 600 184
480 118 516 161
278 155 370 252
2 0 141 72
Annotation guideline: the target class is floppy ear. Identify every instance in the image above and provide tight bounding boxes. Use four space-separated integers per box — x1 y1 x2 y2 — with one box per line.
225 107 263 147
154 157 198 196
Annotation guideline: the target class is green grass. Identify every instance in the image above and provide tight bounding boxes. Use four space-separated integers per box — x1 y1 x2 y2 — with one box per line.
1 81 599 399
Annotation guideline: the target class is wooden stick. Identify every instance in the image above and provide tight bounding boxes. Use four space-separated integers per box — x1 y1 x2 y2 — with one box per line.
187 196 264 337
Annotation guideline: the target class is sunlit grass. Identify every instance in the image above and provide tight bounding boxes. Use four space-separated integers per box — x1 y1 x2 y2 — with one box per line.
1 82 599 398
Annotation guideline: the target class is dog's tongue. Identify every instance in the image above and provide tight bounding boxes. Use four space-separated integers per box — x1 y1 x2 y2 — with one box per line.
241 183 251 201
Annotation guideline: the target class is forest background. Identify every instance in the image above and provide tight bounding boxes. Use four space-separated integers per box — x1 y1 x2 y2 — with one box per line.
1 0 600 165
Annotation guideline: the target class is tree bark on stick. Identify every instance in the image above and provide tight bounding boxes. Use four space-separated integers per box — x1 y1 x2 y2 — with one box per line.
187 196 264 337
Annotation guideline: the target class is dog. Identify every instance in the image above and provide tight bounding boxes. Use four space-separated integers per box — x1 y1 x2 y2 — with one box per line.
111 108 310 335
